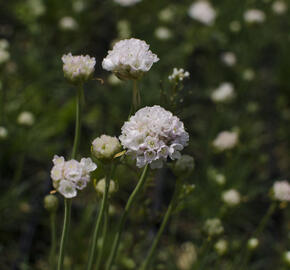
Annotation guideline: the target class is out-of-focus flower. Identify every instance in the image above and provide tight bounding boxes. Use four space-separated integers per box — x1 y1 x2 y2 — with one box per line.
0 50 9 64
50 155 97 198
213 130 238 151
222 189 241 206
92 135 121 161
117 20 131 39
176 242 197 270
243 69 255 81
273 180 290 201
159 7 174 22
208 168 226 185
28 0 46 17
244 9 266 24
120 105 189 169
0 39 9 50
95 178 117 195
247 238 259 250
169 68 190 82
229 21 241 32
214 239 228 255
62 53 96 84
108 74 122 85
17 111 35 126
59 16 78 31
211 82 235 103
221 52 236 66
114 0 142 7
283 251 290 265
73 0 85 12
44 194 59 212
204 218 224 236
102 38 159 81
0 126 8 139
188 1 216 26
272 1 287 14
172 155 194 176
155 27 172 40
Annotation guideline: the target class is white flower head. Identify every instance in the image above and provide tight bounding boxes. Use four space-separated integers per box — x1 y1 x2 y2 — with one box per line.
0 39 9 50
214 239 228 255
17 111 35 126
188 1 216 26
120 105 189 169
272 1 287 14
62 53 96 84
169 68 190 82
58 180 77 198
221 52 236 66
222 189 241 206
0 126 8 139
0 50 10 64
273 180 290 201
211 82 235 103
244 9 266 24
95 178 117 195
102 38 159 81
284 251 290 265
213 130 238 151
114 0 141 7
154 27 172 40
247 238 259 250
59 16 78 31
204 218 224 236
92 135 121 160
177 242 197 270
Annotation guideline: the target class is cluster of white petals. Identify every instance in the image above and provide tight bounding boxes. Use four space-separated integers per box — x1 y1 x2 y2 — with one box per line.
211 82 235 103
169 68 190 82
188 1 216 26
214 239 228 255
155 27 172 40
177 242 197 270
273 180 290 201
0 39 10 64
221 52 236 66
92 135 121 160
247 238 259 250
119 105 189 169
213 130 238 151
17 111 35 126
272 1 287 14
204 218 224 236
95 178 116 195
50 155 97 198
59 16 78 31
114 0 142 7
102 38 159 80
222 189 241 206
62 53 96 83
244 9 266 24
0 126 8 139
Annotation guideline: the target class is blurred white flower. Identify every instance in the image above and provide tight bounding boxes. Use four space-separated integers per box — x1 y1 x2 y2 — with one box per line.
204 218 224 236
95 178 117 194
0 50 10 64
173 155 194 175
229 21 241 32
221 52 236 66
243 69 255 81
92 135 121 160
102 38 159 80
169 68 190 82
273 180 290 201
0 39 9 50
154 27 172 40
208 168 226 185
284 251 290 265
17 111 35 126
62 53 95 83
272 1 287 14
188 1 216 26
214 239 228 255
244 9 266 24
0 126 8 139
213 130 238 151
222 189 241 206
28 0 46 17
59 16 78 31
120 105 189 169
159 7 174 22
50 155 97 198
176 242 197 270
114 0 142 7
247 238 259 250
211 82 235 103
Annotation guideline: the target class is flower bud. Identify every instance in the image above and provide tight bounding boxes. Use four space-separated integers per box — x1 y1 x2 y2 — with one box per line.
94 178 117 195
0 126 8 140
92 135 121 161
172 155 194 176
214 239 228 255
247 238 259 250
222 189 241 207
283 251 290 266
17 111 35 126
44 194 59 212
204 218 224 236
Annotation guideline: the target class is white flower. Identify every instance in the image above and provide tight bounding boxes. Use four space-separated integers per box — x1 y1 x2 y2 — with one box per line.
273 180 290 201
154 27 172 40
169 68 190 82
102 38 159 80
119 105 189 169
244 9 265 24
17 111 35 126
213 130 238 151
208 168 226 185
221 52 236 66
114 0 141 7
211 82 235 103
50 155 97 198
92 135 121 160
95 178 117 194
62 53 96 83
173 155 194 175
28 0 46 17
204 218 224 236
222 189 241 206
284 251 290 265
0 39 9 50
272 1 287 14
247 238 259 250
176 242 197 270
0 50 10 64
188 1 216 26
0 126 8 139
214 239 228 255
59 16 78 31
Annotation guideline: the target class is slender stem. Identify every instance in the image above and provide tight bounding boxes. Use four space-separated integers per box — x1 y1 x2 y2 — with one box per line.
139 179 181 270
193 237 212 270
49 212 57 268
132 80 140 112
87 165 112 270
57 199 72 270
106 164 149 270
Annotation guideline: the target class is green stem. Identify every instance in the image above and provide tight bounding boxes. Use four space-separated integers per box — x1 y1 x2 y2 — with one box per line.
193 237 212 270
57 199 72 270
106 164 149 270
132 80 140 112
87 165 112 270
139 179 181 270
49 212 57 269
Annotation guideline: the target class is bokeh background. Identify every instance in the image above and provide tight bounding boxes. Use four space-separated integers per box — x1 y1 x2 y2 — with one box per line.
0 0 290 269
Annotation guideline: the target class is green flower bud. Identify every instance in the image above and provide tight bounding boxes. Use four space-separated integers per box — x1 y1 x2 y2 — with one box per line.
44 194 59 212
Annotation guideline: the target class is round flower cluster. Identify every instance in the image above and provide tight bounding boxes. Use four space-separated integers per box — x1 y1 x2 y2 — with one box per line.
177 242 197 270
214 239 228 255
92 135 121 161
244 9 266 24
102 38 159 81
17 111 35 126
222 189 241 206
172 155 194 176
273 180 290 202
50 155 97 198
59 16 78 31
119 105 189 169
188 1 216 26
221 52 236 66
62 53 96 84
95 178 117 195
0 39 10 64
211 82 235 103
168 68 190 82
272 1 287 14
247 238 259 250
204 218 224 236
0 126 8 139
114 0 142 7
213 130 238 151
